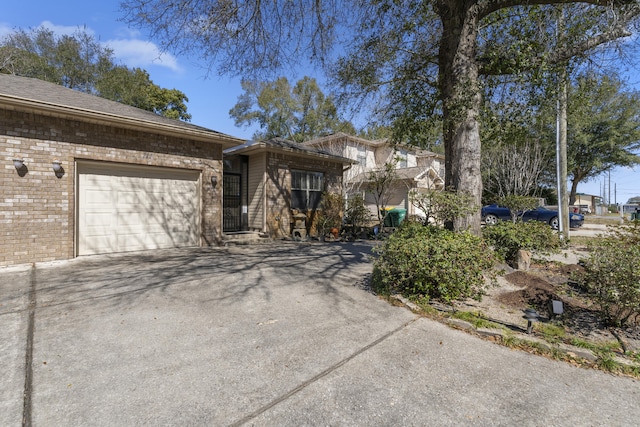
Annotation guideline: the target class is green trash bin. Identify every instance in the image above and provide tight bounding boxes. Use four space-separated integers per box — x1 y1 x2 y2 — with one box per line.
384 208 407 227
393 208 407 226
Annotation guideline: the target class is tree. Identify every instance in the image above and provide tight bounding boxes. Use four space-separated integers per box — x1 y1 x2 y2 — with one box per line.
229 76 353 142
0 26 111 92
482 139 552 201
480 84 556 202
0 26 191 121
96 66 192 121
563 73 640 205
337 2 639 233
121 0 640 233
365 161 398 229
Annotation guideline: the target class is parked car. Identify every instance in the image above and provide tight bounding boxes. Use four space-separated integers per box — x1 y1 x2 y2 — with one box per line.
481 204 584 229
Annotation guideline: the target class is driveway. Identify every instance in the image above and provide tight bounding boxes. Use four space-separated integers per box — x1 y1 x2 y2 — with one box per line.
1 242 639 426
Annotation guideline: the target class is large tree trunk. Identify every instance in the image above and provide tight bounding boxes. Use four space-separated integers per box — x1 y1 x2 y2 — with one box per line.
437 2 483 235
569 178 579 206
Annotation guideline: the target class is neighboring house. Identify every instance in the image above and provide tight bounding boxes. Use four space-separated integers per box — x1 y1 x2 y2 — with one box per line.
1 74 245 267
303 133 445 219
572 193 600 214
223 138 353 239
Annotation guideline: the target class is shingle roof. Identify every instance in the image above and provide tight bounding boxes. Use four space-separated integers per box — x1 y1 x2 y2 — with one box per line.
303 132 388 148
224 137 355 164
303 132 444 159
350 166 445 184
0 73 244 146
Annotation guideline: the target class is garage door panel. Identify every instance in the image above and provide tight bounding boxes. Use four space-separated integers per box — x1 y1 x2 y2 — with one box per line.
78 162 200 256
85 188 113 206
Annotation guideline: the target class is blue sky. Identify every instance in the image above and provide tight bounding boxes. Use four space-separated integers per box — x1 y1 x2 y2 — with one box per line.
1 0 258 140
2 1 639 203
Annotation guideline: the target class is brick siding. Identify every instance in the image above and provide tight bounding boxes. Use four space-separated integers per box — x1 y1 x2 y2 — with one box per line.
1 108 224 267
265 151 343 239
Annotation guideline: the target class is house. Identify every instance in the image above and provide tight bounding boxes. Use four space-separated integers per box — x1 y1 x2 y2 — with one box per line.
222 138 353 240
572 193 601 214
1 73 245 267
303 133 445 219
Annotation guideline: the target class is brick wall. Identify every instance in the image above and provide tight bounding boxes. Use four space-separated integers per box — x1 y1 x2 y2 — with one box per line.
265 151 343 239
1 108 224 266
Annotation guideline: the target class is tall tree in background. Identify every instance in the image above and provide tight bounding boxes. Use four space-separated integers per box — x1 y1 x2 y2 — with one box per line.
97 66 191 121
0 26 111 93
229 76 354 142
564 72 640 204
121 0 640 233
480 83 555 201
336 2 639 233
0 26 191 121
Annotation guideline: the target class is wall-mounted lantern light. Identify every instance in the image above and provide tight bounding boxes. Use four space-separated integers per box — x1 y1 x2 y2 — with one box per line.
211 175 218 189
13 158 25 169
52 160 63 172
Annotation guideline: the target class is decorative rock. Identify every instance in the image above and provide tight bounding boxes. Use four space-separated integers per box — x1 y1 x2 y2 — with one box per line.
515 249 531 271
476 327 505 339
447 318 475 331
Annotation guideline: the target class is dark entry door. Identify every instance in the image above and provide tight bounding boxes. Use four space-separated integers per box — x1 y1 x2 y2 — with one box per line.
223 174 242 232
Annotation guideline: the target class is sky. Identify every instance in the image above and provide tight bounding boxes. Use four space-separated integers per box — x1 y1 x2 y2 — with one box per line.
2 0 639 204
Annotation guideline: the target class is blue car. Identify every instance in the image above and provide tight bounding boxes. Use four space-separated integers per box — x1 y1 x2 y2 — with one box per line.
481 204 584 229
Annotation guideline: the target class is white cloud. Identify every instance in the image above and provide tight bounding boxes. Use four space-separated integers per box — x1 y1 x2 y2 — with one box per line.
38 21 181 73
0 19 181 74
0 20 94 40
39 20 95 37
105 38 182 73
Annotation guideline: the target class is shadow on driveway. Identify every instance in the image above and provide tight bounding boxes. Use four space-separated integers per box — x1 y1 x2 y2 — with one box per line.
2 241 640 426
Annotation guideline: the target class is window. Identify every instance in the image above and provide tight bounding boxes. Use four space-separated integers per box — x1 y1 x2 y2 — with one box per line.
397 150 408 168
356 146 367 167
291 170 324 211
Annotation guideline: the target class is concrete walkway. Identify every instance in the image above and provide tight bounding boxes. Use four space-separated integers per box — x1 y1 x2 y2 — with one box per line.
1 242 639 426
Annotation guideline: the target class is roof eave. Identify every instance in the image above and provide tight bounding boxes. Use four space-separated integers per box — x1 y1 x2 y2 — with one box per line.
1 94 245 149
224 141 356 164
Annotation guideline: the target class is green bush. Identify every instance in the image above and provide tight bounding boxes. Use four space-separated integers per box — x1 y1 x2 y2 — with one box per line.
482 220 562 263
409 189 477 226
497 196 540 223
574 222 640 327
371 221 497 304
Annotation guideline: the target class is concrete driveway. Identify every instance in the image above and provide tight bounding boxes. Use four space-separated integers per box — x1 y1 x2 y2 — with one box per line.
1 242 639 426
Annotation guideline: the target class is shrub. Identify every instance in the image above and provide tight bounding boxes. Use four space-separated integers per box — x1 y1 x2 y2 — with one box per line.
344 194 372 236
316 192 343 239
497 195 540 223
371 221 497 304
409 188 477 227
482 220 562 263
573 222 640 327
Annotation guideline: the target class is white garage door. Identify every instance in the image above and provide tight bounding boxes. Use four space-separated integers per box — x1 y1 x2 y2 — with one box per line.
78 161 201 255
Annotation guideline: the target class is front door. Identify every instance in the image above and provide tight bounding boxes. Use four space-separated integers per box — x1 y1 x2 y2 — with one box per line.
223 174 242 232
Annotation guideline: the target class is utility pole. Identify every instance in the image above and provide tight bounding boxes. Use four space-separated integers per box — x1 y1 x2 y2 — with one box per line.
608 170 611 211
556 7 568 239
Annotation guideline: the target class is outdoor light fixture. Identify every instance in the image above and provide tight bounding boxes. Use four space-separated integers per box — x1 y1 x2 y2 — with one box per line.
13 158 25 169
211 175 218 189
523 308 540 334
52 160 63 172
551 300 564 316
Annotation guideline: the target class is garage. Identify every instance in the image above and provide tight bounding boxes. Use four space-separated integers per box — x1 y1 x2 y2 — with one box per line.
77 161 201 256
